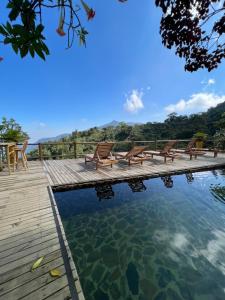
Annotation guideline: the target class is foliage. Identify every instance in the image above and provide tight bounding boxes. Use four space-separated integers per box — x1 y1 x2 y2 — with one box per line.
27 101 225 159
1 0 225 72
213 129 225 149
0 0 123 60
215 112 225 129
155 0 225 71
0 117 29 142
193 131 208 141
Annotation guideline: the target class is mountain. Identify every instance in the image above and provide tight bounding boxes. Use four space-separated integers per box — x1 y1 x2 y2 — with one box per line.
27 133 70 153
36 133 70 143
99 120 142 129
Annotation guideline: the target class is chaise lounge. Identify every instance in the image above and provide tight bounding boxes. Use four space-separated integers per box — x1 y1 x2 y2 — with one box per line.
171 138 206 160
144 140 178 163
85 142 118 170
114 146 148 166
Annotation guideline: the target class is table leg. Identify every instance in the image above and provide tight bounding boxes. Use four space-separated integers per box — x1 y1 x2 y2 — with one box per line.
0 148 2 171
6 145 11 175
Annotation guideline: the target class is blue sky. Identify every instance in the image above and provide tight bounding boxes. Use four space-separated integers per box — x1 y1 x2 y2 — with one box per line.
1 0 225 141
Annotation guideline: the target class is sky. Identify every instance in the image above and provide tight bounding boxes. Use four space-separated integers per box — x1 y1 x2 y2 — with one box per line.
1 0 225 142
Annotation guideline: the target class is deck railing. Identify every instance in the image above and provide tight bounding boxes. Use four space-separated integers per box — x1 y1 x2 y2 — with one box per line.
15 138 217 161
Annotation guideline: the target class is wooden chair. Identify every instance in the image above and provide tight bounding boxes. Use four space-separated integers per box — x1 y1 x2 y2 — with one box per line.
171 138 206 160
114 146 148 165
15 140 28 169
85 142 118 170
8 144 16 174
144 140 178 163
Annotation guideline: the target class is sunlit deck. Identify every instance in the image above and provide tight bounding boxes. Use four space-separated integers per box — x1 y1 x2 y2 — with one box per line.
1 152 225 299
0 161 84 300
43 152 225 190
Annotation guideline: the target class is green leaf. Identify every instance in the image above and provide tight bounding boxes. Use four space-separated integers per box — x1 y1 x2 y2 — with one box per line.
12 43 19 54
0 25 7 36
20 46 28 58
9 8 20 21
29 46 35 58
36 24 44 34
4 37 11 45
6 22 12 33
34 44 45 60
31 256 44 271
13 24 25 34
41 42 50 55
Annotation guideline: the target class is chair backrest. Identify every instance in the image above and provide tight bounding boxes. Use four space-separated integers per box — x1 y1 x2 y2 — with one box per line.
186 138 197 152
160 140 177 154
22 140 28 153
94 142 114 159
125 146 147 159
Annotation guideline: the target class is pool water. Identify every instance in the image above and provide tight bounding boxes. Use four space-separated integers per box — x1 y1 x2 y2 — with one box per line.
55 170 225 300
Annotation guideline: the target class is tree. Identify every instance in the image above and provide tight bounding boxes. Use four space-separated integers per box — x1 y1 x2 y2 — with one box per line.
0 0 125 60
0 117 29 142
1 0 225 72
156 0 225 72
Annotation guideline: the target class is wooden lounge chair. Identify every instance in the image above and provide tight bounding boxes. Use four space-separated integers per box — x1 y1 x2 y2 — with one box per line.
144 140 178 163
171 138 206 160
15 140 28 169
114 146 148 165
192 144 219 158
85 142 118 170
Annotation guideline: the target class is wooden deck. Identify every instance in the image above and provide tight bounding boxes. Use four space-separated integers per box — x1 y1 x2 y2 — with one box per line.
0 161 84 300
43 152 225 190
1 152 225 300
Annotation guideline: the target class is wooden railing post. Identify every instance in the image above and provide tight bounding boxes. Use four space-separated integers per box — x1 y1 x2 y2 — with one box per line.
38 143 43 161
154 138 157 151
73 142 77 159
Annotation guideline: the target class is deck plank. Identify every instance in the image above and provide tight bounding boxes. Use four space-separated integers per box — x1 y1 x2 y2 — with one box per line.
43 153 225 189
1 154 225 300
0 161 82 300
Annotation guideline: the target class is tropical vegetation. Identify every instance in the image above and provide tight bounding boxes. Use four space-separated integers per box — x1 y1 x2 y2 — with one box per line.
0 117 29 142
1 1 225 72
27 101 225 159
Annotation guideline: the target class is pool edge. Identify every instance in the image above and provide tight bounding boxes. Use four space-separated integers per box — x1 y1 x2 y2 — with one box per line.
48 186 85 300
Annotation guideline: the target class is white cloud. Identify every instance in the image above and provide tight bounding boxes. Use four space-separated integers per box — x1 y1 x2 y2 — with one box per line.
124 89 144 113
171 233 189 251
81 118 88 123
208 78 216 85
39 122 46 127
199 230 225 275
201 78 216 86
165 92 225 114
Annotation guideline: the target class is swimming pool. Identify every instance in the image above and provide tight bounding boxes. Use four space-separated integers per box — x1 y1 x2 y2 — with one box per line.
55 170 225 300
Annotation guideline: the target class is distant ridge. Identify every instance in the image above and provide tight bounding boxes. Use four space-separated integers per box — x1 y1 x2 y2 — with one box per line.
32 121 142 144
99 120 142 129
36 133 70 143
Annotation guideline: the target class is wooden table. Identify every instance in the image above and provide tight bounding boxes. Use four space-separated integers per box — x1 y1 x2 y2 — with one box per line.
0 143 16 174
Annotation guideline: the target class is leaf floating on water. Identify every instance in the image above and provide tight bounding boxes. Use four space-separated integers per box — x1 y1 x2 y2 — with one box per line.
31 256 44 272
49 268 61 277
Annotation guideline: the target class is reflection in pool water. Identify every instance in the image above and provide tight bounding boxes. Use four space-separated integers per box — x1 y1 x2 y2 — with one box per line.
55 170 225 300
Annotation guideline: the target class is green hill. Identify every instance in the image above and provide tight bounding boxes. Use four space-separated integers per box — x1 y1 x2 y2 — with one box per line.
28 102 225 159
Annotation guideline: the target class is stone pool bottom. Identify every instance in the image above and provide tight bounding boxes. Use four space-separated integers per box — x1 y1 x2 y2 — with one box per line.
55 170 225 300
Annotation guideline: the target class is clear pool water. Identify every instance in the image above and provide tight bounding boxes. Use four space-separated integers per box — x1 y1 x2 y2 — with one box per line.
55 170 225 300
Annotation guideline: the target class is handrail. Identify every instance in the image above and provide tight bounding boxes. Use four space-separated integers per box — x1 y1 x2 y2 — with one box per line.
12 138 216 161
18 139 193 146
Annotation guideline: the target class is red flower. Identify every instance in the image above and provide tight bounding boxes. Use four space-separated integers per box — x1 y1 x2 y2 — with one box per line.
56 7 66 37
87 8 95 20
80 0 95 21
56 28 66 36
